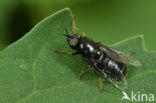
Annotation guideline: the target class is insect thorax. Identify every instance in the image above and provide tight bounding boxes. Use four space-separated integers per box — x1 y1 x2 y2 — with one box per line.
77 38 102 60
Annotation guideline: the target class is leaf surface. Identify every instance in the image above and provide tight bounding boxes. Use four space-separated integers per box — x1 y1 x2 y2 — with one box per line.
0 8 155 103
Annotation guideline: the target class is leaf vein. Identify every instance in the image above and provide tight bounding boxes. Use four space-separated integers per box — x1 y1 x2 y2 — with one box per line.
32 44 47 90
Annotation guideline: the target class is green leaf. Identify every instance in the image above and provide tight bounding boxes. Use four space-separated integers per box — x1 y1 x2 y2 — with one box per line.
0 8 156 103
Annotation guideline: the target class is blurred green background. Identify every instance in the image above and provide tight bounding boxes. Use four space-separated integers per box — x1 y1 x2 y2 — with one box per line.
0 0 156 51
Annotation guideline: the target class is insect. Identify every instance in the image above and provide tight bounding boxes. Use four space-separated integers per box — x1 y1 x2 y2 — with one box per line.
54 17 141 92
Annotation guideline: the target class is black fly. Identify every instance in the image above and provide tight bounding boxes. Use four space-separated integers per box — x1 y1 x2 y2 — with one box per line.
54 17 141 92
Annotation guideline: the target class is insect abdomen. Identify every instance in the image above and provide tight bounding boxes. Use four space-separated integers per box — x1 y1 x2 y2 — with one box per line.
96 55 127 81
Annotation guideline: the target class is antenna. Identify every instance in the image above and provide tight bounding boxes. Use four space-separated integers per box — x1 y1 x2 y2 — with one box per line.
62 27 70 37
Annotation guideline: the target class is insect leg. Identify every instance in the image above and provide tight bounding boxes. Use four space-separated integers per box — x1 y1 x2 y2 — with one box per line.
99 77 103 92
73 16 86 38
54 50 79 55
78 70 84 82
93 69 103 92
78 66 89 82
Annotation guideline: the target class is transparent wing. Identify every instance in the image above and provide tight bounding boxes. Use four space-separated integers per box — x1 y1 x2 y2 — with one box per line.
106 74 128 90
110 48 141 66
100 45 141 66
95 65 128 90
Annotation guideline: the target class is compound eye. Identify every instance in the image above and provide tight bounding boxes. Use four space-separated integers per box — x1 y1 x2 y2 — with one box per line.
73 34 81 38
76 34 81 38
70 38 78 46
